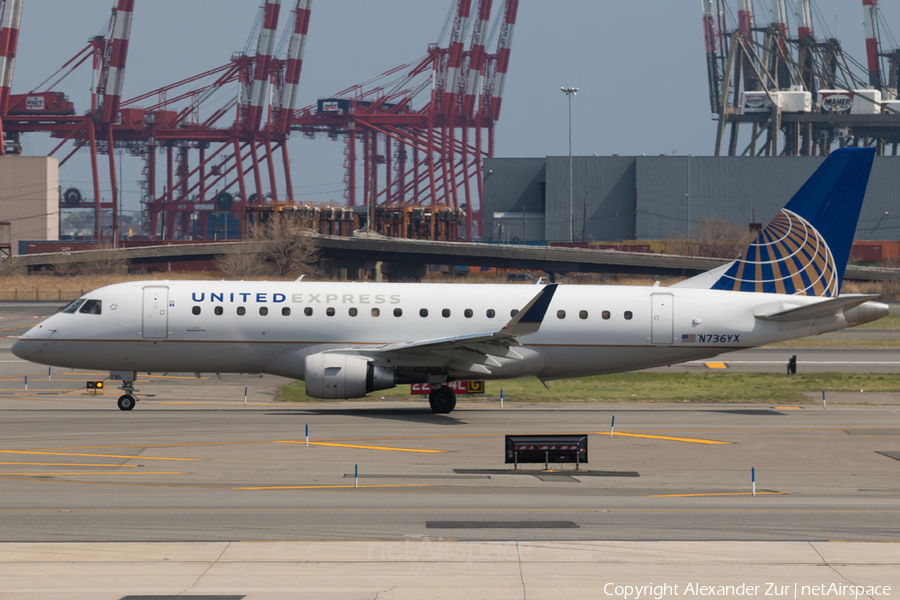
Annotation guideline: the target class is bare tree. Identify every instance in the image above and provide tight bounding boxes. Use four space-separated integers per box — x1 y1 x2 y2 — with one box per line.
667 218 752 259
0 257 25 276
216 216 321 279
215 249 264 279
77 246 130 275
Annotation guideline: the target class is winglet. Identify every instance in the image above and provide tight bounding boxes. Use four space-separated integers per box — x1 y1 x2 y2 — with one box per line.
502 284 558 337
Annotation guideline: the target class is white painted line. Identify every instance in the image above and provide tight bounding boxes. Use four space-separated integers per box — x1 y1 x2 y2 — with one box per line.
687 361 900 365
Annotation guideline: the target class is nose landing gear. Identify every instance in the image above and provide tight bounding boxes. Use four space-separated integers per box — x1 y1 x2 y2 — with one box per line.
117 378 138 411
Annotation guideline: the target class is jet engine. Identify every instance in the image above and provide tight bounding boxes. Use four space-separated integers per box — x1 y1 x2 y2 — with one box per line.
304 353 395 399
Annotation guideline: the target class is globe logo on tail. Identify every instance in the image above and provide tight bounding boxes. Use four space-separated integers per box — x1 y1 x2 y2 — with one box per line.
712 209 838 297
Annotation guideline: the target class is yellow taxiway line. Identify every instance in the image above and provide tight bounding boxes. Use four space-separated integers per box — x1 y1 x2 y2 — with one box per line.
0 462 140 467
280 440 445 454
0 471 184 476
597 432 731 445
647 492 788 497
233 484 432 490
0 450 199 461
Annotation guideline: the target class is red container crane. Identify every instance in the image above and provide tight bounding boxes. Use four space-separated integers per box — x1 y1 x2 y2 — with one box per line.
863 0 883 90
0 0 23 154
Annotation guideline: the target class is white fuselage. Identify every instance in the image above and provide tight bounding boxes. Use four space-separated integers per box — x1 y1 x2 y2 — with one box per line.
12 280 871 382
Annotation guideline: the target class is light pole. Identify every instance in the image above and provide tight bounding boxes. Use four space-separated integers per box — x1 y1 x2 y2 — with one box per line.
561 87 578 243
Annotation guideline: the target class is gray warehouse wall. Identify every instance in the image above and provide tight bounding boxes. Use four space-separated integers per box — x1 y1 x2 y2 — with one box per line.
484 155 900 243
482 158 545 241
635 157 823 240
545 156 635 242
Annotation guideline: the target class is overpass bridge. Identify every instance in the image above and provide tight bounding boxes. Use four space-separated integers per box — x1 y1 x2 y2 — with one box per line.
14 236 900 282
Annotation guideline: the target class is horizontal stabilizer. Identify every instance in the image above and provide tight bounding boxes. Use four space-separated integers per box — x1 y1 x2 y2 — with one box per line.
755 294 880 322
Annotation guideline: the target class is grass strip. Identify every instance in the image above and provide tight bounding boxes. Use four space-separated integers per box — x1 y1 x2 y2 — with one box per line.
278 372 900 404
764 338 900 349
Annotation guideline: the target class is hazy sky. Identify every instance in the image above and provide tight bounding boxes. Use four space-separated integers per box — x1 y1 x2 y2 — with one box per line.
10 0 900 214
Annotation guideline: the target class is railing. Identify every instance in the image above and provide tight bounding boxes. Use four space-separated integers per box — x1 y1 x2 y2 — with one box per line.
0 290 85 301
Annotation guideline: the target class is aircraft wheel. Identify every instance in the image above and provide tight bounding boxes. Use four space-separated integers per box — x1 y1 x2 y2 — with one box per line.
428 386 456 414
117 394 136 411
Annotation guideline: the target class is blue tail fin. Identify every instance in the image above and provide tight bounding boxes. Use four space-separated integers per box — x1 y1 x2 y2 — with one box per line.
707 147 875 297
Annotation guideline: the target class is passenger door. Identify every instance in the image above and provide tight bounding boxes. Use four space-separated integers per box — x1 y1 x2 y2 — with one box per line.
142 287 169 339
651 293 673 345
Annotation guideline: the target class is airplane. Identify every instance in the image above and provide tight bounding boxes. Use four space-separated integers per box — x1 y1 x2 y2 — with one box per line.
12 147 889 414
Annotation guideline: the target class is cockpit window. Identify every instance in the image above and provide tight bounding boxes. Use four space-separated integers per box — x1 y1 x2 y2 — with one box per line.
79 300 102 315
60 299 86 314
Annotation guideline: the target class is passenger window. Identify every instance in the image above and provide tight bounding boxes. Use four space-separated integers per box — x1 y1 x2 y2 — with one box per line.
304 307 313 316
349 307 358 317
192 306 201 316
371 308 380 317
326 308 335 317
602 310 610 320
282 307 291 316
510 309 519 317
442 309 451 318
394 308 403 317
486 309 495 318
237 306 246 316
79 300 102 315
259 307 269 316
420 308 429 318
624 311 633 320
214 306 223 316
61 299 86 314
557 310 566 319
579 310 588 320
464 309 473 318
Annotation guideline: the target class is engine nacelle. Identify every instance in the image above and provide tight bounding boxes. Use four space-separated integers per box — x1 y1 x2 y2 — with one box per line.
304 353 395 399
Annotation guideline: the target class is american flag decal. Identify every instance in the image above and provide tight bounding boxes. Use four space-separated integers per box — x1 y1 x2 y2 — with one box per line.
682 334 696 343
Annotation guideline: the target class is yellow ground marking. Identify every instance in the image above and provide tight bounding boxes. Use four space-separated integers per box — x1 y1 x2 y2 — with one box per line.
154 401 268 406
0 462 139 467
597 432 730 445
0 323 40 333
30 441 276 452
705 362 728 369
234 484 433 490
0 396 108 404
0 472 184 476
774 406 802 409
32 425 900 453
0 450 199 461
280 441 445 454
647 491 788 497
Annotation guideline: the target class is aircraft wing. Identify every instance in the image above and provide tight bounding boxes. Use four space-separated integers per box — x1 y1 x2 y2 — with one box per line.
754 294 880 322
328 284 558 375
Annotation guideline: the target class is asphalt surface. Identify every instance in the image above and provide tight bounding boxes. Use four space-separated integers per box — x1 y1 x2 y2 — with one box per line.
0 301 898 544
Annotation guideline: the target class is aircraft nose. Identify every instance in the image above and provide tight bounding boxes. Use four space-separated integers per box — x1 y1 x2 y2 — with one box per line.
11 338 30 360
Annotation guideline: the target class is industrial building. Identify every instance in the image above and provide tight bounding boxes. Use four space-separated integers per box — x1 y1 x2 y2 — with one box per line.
0 156 58 255
483 155 900 243
4 0 900 254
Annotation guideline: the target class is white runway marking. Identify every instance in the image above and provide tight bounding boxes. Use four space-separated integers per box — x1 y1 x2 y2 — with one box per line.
688 360 900 365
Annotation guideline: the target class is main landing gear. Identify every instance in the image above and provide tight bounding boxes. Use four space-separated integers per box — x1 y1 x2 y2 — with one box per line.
117 379 138 411
428 385 456 414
